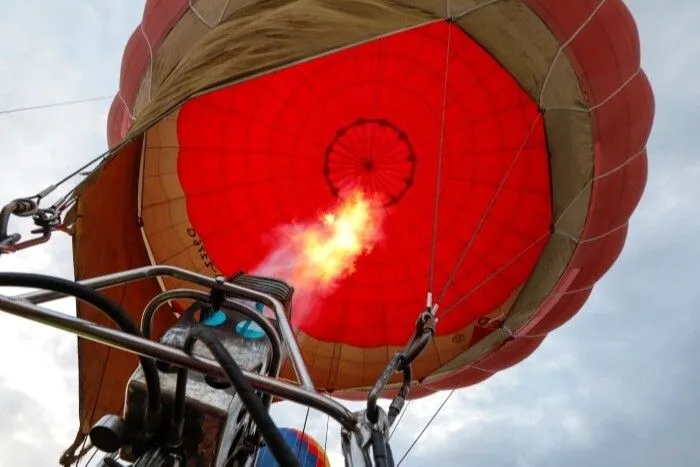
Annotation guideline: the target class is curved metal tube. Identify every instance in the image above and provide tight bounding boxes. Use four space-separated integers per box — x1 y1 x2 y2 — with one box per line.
141 288 283 380
141 288 200 338
17 265 314 390
0 199 35 246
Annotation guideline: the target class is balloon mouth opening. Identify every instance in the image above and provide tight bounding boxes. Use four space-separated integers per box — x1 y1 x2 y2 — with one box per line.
323 118 417 207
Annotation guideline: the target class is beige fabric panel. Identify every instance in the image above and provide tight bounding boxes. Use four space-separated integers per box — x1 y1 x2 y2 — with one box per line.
132 0 511 120
127 0 445 137
140 109 217 295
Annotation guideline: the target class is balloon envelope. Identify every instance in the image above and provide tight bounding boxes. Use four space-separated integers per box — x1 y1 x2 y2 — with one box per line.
71 0 654 435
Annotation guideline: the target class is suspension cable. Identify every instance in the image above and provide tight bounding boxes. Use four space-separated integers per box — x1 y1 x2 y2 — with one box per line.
50 149 110 199
1 145 113 254
31 148 111 208
396 389 456 466
0 96 111 116
297 407 311 460
72 434 91 467
0 93 114 208
81 445 99 467
388 400 411 441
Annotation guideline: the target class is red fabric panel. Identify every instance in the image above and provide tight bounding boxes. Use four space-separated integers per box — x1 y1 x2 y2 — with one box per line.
333 383 436 401
592 72 654 174
477 336 545 372
585 148 648 241
177 21 551 347
118 31 148 117
106 96 129 148
525 288 592 336
427 337 543 392
429 366 492 391
107 0 190 146
142 0 189 44
569 225 628 292
523 0 640 105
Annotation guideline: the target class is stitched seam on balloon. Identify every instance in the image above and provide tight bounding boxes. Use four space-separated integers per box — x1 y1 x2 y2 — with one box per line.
538 0 609 106
544 68 642 112
427 21 453 298
137 134 168 294
118 92 135 121
577 221 627 244
217 0 232 25
597 145 645 179
553 145 646 239
589 68 642 110
452 0 503 20
189 0 214 29
189 0 234 29
139 22 154 105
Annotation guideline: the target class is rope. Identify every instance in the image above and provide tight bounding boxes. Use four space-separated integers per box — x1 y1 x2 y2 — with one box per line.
48 149 110 201
388 400 411 440
0 93 113 217
296 407 311 461
0 96 110 116
427 20 453 294
81 446 99 467
396 390 455 466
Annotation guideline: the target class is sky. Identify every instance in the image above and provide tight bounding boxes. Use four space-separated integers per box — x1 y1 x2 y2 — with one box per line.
0 1 697 466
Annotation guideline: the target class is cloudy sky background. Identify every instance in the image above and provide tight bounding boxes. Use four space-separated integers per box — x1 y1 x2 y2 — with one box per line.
0 1 697 465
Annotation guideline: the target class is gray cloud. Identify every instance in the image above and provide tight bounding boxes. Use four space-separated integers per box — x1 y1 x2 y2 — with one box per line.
0 379 69 466
1 1 698 466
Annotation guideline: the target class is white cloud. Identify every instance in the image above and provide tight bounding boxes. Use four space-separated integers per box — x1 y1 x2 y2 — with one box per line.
0 2 138 464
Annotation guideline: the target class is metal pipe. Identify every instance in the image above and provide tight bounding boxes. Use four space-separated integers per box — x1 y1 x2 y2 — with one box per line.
0 201 17 239
0 294 356 430
141 288 199 338
16 265 315 390
141 288 285 380
0 199 31 248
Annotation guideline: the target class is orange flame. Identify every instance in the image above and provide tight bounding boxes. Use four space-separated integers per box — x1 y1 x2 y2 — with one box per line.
292 191 383 286
254 192 383 298
251 191 384 324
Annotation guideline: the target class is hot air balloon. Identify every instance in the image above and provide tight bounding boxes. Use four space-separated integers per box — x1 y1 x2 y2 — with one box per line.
17 0 650 461
256 427 331 467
